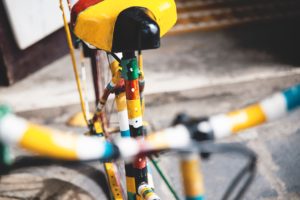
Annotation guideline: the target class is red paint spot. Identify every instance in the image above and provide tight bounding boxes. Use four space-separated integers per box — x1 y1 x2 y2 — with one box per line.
133 156 147 169
71 0 103 29
126 80 140 100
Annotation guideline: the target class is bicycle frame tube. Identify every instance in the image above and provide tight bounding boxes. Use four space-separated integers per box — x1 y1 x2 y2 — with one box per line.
104 162 125 200
90 49 102 106
181 153 205 200
105 54 157 200
108 55 131 138
116 92 131 137
121 53 148 200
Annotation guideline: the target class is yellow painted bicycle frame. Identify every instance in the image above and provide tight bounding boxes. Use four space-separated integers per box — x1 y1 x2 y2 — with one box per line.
73 0 177 51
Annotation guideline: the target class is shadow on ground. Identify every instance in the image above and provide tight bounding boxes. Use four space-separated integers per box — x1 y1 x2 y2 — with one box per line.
224 18 300 67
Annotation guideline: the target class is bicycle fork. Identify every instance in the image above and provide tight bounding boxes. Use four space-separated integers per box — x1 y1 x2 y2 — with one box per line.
181 153 205 200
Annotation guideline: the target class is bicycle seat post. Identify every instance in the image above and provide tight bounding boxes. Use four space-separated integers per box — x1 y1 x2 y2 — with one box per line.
114 6 164 198
123 51 135 60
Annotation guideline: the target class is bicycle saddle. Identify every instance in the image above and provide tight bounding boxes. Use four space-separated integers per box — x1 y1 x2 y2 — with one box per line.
71 0 177 52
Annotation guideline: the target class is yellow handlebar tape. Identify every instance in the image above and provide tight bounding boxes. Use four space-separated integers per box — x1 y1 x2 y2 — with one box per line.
0 112 114 160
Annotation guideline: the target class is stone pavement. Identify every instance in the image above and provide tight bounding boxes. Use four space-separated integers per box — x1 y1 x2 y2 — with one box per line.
1 19 300 112
1 19 300 199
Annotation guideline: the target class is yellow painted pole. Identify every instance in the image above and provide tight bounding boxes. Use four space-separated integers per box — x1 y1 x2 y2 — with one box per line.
59 0 89 126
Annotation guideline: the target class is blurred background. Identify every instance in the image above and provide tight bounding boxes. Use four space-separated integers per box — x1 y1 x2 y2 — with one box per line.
1 0 300 199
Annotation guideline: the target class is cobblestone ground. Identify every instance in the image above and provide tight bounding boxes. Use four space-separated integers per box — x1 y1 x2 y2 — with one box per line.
1 19 300 200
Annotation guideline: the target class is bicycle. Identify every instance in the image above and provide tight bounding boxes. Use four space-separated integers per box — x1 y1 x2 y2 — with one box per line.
61 0 180 199
1 0 300 200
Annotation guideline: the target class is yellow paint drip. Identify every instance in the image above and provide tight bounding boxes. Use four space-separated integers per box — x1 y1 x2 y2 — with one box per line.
181 158 204 197
20 124 77 160
228 104 266 133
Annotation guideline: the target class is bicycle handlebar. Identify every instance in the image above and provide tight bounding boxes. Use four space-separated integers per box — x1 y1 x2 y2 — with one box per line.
0 106 191 161
0 83 299 161
197 83 300 139
0 107 116 160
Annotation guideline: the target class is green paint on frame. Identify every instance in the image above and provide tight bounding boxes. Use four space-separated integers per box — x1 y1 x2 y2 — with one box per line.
121 58 140 80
